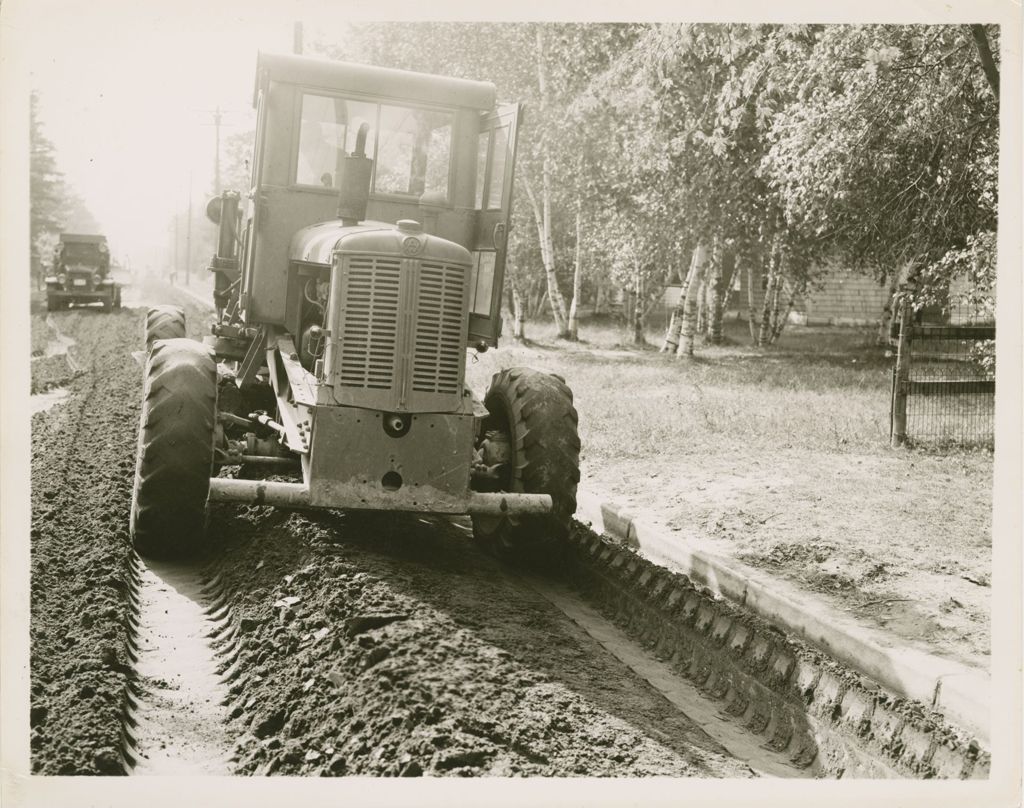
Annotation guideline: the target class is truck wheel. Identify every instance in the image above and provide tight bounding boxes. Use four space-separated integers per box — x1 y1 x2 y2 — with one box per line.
145 305 186 348
471 367 581 569
130 339 217 558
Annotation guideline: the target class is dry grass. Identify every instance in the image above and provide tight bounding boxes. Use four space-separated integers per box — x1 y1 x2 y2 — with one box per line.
469 318 895 459
467 316 993 668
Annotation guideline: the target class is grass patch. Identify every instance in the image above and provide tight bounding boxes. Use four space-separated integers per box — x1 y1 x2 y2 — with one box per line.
469 318 895 459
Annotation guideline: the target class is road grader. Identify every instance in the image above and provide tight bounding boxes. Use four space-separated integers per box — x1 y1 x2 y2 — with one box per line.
130 53 580 565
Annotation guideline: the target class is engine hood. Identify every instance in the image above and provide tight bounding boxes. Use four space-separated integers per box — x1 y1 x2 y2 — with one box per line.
290 219 471 267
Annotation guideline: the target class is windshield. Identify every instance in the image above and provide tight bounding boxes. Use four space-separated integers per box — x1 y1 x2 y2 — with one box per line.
296 93 454 202
60 242 107 264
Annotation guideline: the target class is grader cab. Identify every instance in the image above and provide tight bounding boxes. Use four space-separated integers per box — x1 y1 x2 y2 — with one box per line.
130 53 580 564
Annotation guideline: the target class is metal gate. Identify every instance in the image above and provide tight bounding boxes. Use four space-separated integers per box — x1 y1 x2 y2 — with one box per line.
890 304 995 447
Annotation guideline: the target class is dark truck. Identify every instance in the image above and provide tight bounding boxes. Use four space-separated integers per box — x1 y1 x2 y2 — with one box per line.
46 234 121 312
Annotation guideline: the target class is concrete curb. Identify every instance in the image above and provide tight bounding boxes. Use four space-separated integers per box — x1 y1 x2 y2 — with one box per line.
575 488 990 746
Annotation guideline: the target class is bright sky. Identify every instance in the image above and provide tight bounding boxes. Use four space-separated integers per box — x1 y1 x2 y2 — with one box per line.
16 2 346 270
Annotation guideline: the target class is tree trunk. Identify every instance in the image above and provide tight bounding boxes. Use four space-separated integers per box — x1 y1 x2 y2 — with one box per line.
877 271 901 345
696 278 707 336
523 175 569 336
969 24 1000 98
632 257 646 345
768 266 784 338
527 27 570 338
594 284 606 315
770 277 799 343
661 248 696 352
677 242 709 357
757 236 782 347
707 238 727 346
567 204 582 341
878 260 917 345
746 253 759 342
507 261 527 342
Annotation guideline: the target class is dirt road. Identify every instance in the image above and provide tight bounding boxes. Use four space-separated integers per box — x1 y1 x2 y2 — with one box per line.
29 290 753 777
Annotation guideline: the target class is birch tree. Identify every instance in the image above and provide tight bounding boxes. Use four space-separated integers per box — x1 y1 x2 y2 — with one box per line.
677 243 709 356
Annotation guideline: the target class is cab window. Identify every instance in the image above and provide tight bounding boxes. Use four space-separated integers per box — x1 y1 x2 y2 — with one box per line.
295 93 453 202
375 105 452 200
296 94 376 188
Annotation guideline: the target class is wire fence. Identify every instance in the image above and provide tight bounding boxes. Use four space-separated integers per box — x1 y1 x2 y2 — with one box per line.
891 301 995 448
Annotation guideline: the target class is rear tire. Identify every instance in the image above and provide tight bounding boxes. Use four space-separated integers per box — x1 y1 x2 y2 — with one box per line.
130 339 217 558
145 305 186 348
471 367 581 569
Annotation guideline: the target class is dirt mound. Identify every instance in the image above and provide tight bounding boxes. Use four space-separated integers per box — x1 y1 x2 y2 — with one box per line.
209 508 750 777
30 308 144 774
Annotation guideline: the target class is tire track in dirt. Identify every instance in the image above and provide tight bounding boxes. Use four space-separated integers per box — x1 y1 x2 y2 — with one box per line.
30 307 145 774
127 560 235 775
517 573 806 777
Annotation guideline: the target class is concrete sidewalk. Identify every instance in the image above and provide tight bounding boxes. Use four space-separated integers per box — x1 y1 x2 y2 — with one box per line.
575 487 990 745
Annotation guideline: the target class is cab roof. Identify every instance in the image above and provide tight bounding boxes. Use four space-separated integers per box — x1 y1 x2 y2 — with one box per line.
254 52 496 111
60 233 107 243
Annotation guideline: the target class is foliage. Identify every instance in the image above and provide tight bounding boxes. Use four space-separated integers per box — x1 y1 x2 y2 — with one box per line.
30 93 66 271
763 25 998 279
917 230 996 317
219 130 255 195
30 92 103 276
327 23 999 346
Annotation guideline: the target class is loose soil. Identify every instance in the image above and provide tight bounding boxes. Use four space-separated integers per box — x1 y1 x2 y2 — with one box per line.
207 507 750 777
30 304 145 774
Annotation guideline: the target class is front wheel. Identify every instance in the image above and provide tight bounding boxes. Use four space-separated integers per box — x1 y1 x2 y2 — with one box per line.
130 339 217 558
145 305 186 349
471 367 581 569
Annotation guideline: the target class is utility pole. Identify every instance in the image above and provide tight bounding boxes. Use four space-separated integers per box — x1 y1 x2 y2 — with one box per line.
293 21 303 55
173 215 179 285
213 106 222 194
185 172 193 286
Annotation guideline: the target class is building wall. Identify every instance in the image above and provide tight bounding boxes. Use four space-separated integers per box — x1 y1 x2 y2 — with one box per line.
657 264 890 328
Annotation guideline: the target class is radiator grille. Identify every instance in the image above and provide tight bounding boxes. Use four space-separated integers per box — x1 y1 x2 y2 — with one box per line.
413 263 466 394
338 257 401 390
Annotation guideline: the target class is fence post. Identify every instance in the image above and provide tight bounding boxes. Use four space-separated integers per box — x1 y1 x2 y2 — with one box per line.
890 303 912 447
